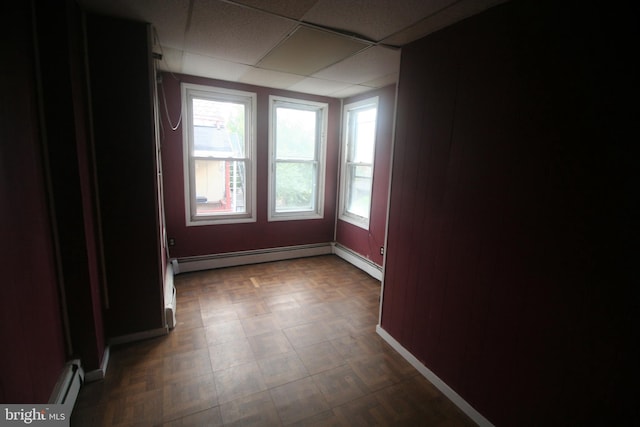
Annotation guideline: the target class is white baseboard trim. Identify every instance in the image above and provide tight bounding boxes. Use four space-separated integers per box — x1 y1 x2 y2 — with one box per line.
84 346 110 383
49 359 83 414
331 243 383 280
175 243 333 273
376 325 495 427
108 327 168 347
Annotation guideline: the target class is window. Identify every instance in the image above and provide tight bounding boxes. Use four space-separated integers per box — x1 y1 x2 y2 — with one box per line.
339 97 378 229
268 96 328 221
182 83 256 225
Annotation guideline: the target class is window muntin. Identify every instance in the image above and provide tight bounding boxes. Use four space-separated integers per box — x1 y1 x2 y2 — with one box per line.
269 96 328 221
182 84 256 225
339 97 378 229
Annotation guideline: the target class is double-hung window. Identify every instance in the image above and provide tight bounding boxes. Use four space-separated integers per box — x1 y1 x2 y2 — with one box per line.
268 96 328 221
339 97 378 229
182 83 256 225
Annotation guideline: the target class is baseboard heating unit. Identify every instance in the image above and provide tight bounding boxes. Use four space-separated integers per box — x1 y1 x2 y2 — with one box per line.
49 359 83 413
173 243 333 274
165 262 176 329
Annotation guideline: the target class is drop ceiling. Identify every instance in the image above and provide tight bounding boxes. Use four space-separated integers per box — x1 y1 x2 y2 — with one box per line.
78 0 508 98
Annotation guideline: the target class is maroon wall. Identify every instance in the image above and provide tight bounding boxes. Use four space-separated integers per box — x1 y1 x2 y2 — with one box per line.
160 74 340 258
382 1 636 425
0 2 67 403
336 85 395 266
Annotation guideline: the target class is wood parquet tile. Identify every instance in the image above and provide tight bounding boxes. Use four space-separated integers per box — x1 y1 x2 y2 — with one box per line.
163 407 223 427
218 390 280 427
296 341 346 376
71 255 476 426
269 377 330 425
161 373 217 422
247 330 294 359
213 361 267 404
208 338 255 372
311 364 368 407
204 319 246 346
257 351 308 388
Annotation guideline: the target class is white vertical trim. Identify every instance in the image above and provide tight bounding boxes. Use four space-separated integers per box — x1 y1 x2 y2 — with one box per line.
333 98 344 244
376 325 495 427
378 81 399 325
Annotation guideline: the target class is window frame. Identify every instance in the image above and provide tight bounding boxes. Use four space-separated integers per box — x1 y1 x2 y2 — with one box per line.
268 95 328 222
181 83 257 226
338 96 379 229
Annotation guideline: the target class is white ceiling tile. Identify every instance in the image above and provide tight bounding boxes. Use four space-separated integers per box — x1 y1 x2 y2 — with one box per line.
156 46 185 74
312 46 400 84
257 26 370 75
232 0 320 19
288 77 352 96
363 72 399 88
186 0 297 65
381 0 499 46
302 0 458 41
182 52 251 81
238 67 306 89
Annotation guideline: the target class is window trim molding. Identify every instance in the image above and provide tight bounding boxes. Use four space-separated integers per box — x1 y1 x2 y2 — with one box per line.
338 96 379 230
181 83 257 226
267 95 328 222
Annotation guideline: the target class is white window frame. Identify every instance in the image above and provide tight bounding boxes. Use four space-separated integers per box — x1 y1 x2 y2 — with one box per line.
268 95 328 221
182 83 257 226
339 96 379 229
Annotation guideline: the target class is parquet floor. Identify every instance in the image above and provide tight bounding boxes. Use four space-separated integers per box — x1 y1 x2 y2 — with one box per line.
72 255 476 426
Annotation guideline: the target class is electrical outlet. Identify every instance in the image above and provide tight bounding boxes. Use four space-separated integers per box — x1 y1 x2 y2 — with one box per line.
168 237 176 247
380 246 384 255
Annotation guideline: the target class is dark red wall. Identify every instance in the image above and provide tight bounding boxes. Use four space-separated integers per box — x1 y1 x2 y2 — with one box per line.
0 2 67 403
336 85 395 266
160 74 340 258
382 1 637 425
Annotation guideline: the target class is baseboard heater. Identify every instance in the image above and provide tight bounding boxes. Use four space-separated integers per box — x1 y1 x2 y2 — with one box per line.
173 243 333 274
331 243 383 281
165 262 176 329
49 359 83 413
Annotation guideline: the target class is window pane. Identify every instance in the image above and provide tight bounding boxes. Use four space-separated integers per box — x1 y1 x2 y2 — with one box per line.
275 107 316 160
194 159 246 215
193 98 245 158
351 107 376 163
275 162 315 211
347 165 372 218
